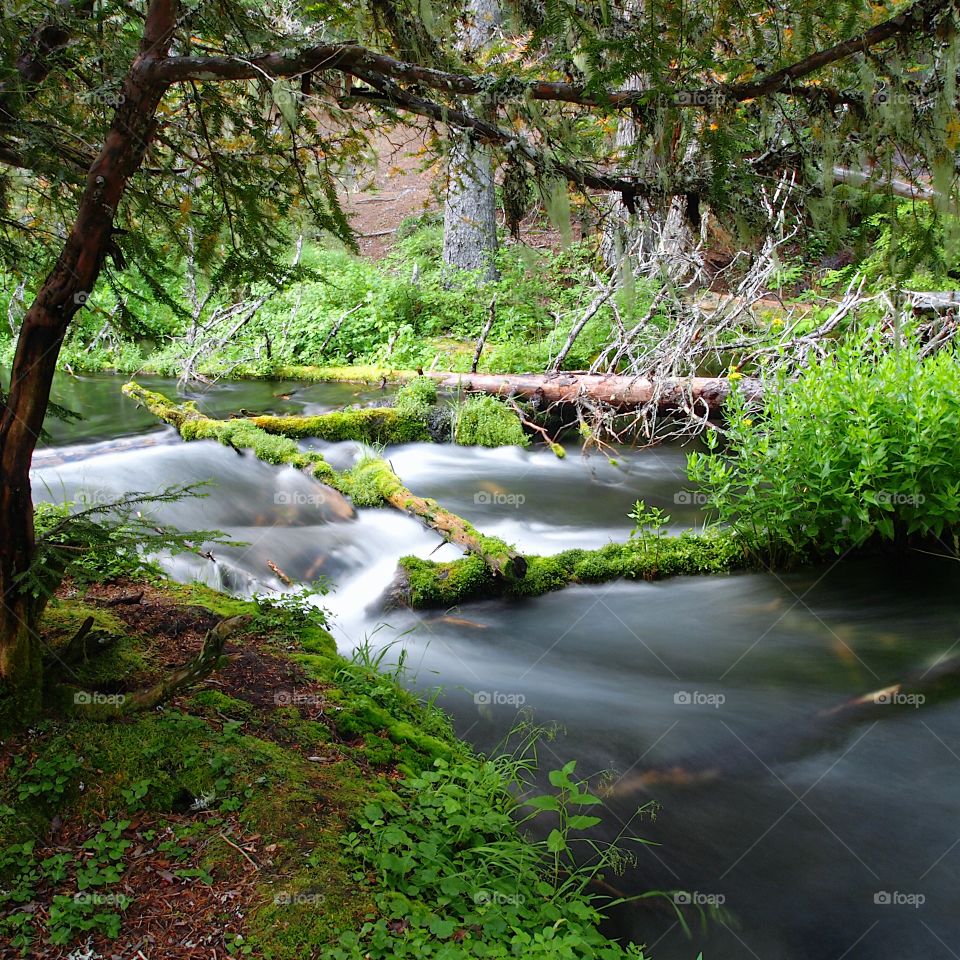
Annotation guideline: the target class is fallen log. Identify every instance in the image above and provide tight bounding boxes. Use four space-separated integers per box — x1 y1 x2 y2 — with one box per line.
386 529 747 609
121 381 356 521
122 383 526 580
427 371 763 413
263 366 763 414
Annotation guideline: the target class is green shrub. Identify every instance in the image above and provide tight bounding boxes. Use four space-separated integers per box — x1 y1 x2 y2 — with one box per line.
452 395 529 448
687 329 960 560
333 756 650 959
393 376 438 418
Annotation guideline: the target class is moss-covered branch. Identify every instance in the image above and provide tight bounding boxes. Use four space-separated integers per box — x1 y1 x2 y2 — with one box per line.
389 530 751 608
250 408 429 444
351 458 527 580
122 382 526 580
121 380 346 487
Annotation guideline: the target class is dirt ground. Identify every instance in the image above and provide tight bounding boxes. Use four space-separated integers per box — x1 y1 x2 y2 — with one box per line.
339 126 442 259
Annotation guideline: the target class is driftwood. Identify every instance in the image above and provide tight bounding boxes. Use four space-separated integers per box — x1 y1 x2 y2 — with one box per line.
427 371 762 413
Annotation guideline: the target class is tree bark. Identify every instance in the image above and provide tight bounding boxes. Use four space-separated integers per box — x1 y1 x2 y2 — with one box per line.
442 0 501 281
0 0 176 712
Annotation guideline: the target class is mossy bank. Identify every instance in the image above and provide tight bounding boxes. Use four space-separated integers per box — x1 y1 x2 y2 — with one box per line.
0 575 650 958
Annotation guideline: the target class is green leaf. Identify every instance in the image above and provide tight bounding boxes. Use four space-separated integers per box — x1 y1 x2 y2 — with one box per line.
566 815 602 830
524 794 561 812
546 829 567 853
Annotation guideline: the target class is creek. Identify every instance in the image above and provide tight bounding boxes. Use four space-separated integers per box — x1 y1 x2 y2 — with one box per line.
31 372 960 960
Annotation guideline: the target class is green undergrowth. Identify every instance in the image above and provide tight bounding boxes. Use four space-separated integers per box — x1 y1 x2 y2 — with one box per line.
689 328 960 564
397 529 750 607
10 230 651 378
0 574 654 958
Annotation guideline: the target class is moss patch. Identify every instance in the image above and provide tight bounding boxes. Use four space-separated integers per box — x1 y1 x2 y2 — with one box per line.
251 407 429 444
398 530 751 607
453 394 530 448
0 575 469 957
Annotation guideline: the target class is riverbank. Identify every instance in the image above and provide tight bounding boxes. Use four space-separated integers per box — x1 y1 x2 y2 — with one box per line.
0 573 649 958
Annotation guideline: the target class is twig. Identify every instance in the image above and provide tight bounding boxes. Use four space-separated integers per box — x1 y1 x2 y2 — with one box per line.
471 296 496 373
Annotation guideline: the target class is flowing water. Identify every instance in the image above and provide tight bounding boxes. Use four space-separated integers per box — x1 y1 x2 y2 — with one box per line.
30 372 960 960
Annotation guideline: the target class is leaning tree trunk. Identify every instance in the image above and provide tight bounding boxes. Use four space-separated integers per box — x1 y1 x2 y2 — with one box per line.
442 0 501 282
0 0 176 716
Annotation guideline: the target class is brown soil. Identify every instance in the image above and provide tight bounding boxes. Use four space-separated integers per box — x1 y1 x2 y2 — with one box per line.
339 126 441 259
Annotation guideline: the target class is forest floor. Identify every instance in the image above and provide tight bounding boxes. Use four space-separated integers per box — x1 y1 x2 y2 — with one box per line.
1 576 385 957
0 572 643 959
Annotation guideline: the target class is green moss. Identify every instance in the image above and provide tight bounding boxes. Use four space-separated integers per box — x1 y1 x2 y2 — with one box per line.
393 375 438 417
252 407 430 444
399 530 750 607
343 456 394 507
39 601 147 693
263 365 414 385
399 554 495 607
0 575 475 957
164 581 256 619
187 689 255 718
453 394 529 448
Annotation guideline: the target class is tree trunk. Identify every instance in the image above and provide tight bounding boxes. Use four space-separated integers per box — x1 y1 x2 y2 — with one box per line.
442 0 501 282
428 371 762 413
0 0 176 714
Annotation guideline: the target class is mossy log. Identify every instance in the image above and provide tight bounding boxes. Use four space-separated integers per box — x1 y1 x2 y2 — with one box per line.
387 531 750 608
122 382 526 579
249 408 430 444
121 381 355 517
350 458 527 580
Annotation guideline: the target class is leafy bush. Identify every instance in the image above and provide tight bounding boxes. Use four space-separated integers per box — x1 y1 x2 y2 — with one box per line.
688 330 960 560
335 756 650 959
